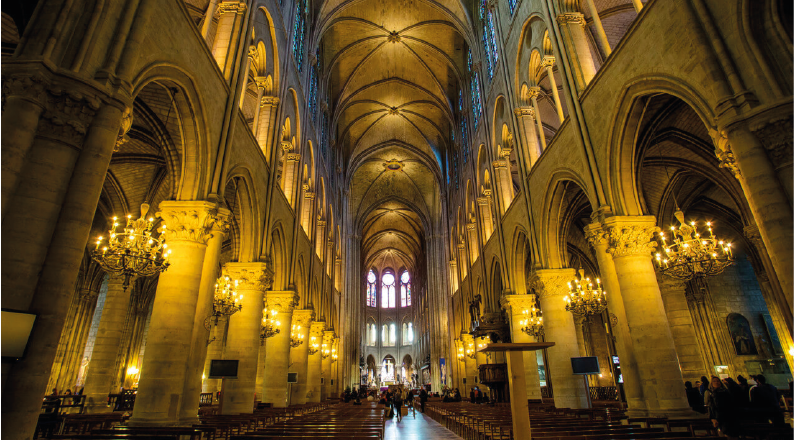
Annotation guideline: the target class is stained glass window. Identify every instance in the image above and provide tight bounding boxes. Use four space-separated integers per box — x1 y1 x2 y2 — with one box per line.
366 270 377 307
381 272 396 308
471 73 482 129
400 270 411 307
479 0 498 79
292 0 306 72
320 111 329 159
508 0 518 14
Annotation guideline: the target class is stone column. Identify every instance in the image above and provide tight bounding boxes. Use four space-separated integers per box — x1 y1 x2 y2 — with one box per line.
528 87 547 151
514 107 542 168
129 201 220 426
718 127 793 310
238 48 254 108
306 321 325 402
249 77 269 129
584 222 646 415
477 194 494 240
262 291 298 407
583 0 612 56
202 316 229 395
466 223 479 264
83 275 132 412
458 244 469 279
289 310 314 405
603 215 692 417
501 295 542 399
556 13 597 91
461 333 478 391
282 152 301 208
180 207 230 422
321 330 335 400
491 159 513 214
220 263 271 414
541 57 565 122
212 1 247 80
531 268 589 409
256 97 279 157
200 0 219 40
0 74 47 219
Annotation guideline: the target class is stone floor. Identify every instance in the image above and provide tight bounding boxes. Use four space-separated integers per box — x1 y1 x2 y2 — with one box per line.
384 408 460 439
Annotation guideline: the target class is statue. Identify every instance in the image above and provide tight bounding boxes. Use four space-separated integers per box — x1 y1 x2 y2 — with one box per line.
469 294 482 330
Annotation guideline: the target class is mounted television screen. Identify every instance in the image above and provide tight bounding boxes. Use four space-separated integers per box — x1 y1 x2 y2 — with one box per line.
287 372 298 383
209 360 238 378
571 356 600 375
1 310 37 359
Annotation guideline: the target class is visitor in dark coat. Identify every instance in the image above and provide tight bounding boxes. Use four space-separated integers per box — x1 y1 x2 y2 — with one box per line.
685 381 705 413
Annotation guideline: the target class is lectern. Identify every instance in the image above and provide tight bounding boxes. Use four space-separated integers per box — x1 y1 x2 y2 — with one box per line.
477 342 555 440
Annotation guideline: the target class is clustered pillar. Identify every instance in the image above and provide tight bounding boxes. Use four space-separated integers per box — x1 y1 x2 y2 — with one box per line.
262 292 299 407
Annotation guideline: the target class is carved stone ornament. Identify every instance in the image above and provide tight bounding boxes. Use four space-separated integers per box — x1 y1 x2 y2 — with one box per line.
528 268 576 300
500 294 538 313
261 96 279 107
387 31 401 43
603 217 659 258
218 1 247 14
292 309 315 328
38 88 103 145
156 201 227 245
285 152 301 161
255 76 273 94
114 107 134 152
225 263 274 292
323 330 335 344
514 107 535 119
491 160 508 169
2 74 48 111
541 56 556 69
743 224 764 250
710 129 741 179
609 313 618 327
265 291 300 314
310 321 326 337
556 12 586 26
752 118 794 167
527 86 542 101
583 222 608 249
281 140 294 152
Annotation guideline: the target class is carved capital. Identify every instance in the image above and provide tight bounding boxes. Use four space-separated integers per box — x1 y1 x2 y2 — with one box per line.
743 224 765 249
491 160 508 169
38 88 102 145
266 291 300 314
292 309 315 328
224 262 273 292
285 152 301 161
156 201 225 245
527 86 542 101
541 56 556 69
323 330 336 344
254 76 272 94
584 222 608 250
528 268 576 300
2 74 49 110
218 1 247 14
466 223 477 231
261 96 279 107
603 216 659 258
557 12 586 26
303 191 315 200
281 140 294 152
500 294 538 313
514 106 535 119
310 320 326 338
476 196 491 206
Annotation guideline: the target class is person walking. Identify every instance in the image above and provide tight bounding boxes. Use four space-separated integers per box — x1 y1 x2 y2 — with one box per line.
405 389 416 418
704 376 739 439
419 388 428 413
393 389 403 422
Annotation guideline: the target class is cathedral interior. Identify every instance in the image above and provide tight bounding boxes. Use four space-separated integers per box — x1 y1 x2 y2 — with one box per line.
1 0 793 438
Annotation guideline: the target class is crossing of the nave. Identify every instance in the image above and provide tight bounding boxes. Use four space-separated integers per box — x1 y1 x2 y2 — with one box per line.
1 0 793 439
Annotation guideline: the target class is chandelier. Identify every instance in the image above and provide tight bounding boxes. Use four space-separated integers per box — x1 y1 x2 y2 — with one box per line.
213 276 242 317
308 336 320 355
564 268 607 317
655 209 733 281
321 342 331 360
465 342 476 360
260 308 280 343
456 343 465 361
519 305 544 338
331 347 338 363
290 325 305 348
92 204 170 291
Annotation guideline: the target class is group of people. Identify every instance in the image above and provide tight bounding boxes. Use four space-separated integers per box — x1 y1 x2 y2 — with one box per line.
48 388 80 396
684 374 787 438
342 386 430 421
441 388 462 402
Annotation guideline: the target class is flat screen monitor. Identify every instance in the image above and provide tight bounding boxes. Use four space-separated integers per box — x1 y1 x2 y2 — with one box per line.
208 360 238 378
287 372 298 383
571 356 600 375
1 309 37 359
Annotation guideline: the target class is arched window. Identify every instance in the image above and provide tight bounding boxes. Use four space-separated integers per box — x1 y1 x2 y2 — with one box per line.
479 0 498 79
400 270 411 307
382 322 396 346
292 0 307 71
366 270 377 307
381 271 396 308
389 322 397 346
382 324 388 344
468 50 482 131
367 322 377 346
402 322 414 345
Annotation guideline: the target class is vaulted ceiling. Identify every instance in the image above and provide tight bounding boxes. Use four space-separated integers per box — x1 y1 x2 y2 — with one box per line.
319 0 471 271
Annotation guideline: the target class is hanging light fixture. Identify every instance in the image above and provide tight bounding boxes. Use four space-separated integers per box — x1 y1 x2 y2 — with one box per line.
465 341 476 360
260 308 280 343
290 325 305 347
213 275 242 317
519 304 544 338
331 346 338 362
308 336 320 355
655 209 733 281
564 268 607 317
92 204 170 291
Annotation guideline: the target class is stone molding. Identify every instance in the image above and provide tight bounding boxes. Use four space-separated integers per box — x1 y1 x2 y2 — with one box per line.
491 160 508 169
310 321 326 338
527 86 542 100
752 118 793 167
322 330 335 344
2 74 49 109
265 291 299 314
292 309 315 328
261 96 279 107
224 262 273 292
285 153 301 161
156 201 226 245
541 56 556 68
602 216 659 258
528 268 576 300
